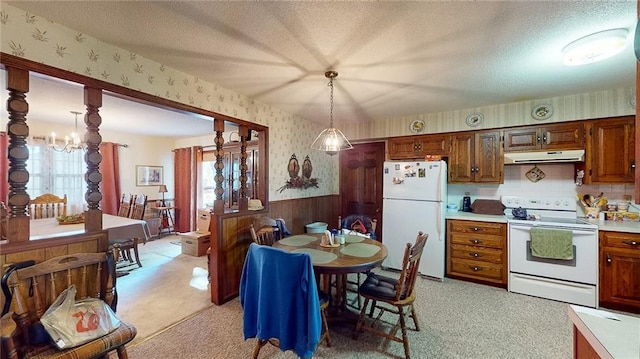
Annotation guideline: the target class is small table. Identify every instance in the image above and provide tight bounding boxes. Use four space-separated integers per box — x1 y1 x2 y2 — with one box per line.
273 233 388 321
155 206 175 237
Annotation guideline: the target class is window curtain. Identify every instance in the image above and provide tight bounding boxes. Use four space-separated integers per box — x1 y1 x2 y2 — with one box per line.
174 147 193 232
0 132 7 204
193 147 203 230
99 142 121 215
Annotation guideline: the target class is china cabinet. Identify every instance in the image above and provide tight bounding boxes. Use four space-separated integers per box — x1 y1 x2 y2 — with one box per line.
222 142 259 209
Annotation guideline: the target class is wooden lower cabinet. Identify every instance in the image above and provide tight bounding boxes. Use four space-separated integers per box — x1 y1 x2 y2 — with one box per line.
446 219 507 287
599 231 640 313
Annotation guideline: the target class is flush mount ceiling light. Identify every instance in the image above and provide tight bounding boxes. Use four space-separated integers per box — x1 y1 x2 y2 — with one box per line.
562 28 629 66
310 71 353 156
49 111 86 153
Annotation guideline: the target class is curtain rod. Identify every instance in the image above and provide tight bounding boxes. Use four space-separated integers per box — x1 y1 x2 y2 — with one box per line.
31 135 128 147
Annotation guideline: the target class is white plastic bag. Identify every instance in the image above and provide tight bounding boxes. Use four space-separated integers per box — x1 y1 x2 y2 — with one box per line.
40 285 121 349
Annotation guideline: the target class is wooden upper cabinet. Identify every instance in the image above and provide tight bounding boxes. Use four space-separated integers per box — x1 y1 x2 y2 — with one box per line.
504 122 585 152
584 116 635 183
449 130 503 183
388 133 449 160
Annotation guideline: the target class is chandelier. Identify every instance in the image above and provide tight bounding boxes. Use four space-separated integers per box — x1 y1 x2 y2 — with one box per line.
310 71 353 155
49 111 86 153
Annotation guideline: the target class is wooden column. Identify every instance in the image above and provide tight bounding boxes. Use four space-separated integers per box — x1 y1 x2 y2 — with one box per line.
5 67 30 242
84 86 103 232
213 118 225 212
238 125 249 211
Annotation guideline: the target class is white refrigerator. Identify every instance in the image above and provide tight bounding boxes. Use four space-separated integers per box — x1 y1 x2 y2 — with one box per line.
382 160 447 280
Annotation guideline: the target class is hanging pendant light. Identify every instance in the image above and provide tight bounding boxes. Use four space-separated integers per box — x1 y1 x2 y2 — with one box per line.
49 111 86 153
310 71 353 155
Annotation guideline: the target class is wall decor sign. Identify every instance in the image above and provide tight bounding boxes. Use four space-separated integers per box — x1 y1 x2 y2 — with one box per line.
278 154 319 192
136 165 163 186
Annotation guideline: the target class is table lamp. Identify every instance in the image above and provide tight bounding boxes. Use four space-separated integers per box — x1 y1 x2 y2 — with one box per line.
158 185 168 207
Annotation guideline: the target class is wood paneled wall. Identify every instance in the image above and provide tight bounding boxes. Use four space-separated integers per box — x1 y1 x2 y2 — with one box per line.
208 195 339 305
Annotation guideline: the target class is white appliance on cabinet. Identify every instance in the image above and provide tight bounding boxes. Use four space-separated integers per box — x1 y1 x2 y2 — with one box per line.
382 160 447 280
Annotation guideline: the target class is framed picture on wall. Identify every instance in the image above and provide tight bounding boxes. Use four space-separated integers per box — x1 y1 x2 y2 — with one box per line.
136 165 163 186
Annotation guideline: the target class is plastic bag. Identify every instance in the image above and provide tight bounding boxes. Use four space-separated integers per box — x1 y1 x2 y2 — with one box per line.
40 284 121 349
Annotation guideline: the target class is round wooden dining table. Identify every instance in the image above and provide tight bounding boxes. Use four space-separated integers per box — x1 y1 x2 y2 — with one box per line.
272 233 388 275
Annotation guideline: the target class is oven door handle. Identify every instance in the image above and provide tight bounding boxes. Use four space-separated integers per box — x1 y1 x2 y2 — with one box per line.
509 224 596 235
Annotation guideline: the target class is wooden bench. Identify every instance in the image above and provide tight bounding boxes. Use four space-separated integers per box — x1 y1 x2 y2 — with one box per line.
1 252 137 359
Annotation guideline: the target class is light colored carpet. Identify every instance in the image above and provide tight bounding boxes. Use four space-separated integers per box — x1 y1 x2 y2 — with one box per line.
114 235 212 345
127 271 575 359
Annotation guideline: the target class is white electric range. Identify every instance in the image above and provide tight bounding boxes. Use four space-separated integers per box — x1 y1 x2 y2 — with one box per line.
502 195 598 308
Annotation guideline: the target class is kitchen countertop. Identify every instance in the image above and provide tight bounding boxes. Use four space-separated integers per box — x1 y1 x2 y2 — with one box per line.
581 218 640 234
445 211 640 233
568 305 640 359
445 211 508 223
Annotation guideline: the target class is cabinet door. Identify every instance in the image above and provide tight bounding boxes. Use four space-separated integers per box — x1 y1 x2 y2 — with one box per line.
503 127 540 152
589 117 635 183
388 134 448 159
504 123 584 152
448 133 474 183
474 130 503 183
600 247 640 312
388 137 423 159
542 123 584 150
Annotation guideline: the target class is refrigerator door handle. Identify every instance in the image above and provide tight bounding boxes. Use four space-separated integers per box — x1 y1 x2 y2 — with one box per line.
437 209 442 240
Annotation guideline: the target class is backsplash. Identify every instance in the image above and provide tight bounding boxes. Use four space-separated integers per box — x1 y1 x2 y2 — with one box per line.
447 163 636 215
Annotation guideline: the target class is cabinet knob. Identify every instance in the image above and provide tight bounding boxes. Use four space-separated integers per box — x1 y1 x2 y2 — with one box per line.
622 240 638 246
470 227 481 232
470 252 482 258
630 161 636 170
470 266 482 271
606 253 612 264
536 135 541 143
470 239 482 244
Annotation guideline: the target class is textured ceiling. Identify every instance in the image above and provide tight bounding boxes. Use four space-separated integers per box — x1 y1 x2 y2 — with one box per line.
3 1 638 136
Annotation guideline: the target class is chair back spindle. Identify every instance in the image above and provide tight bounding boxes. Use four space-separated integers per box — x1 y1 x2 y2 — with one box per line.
28 193 68 219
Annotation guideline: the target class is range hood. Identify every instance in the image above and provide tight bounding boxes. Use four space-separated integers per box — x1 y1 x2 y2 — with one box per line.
504 149 585 164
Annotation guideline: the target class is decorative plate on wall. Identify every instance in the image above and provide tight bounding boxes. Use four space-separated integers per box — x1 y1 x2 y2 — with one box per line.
410 119 425 133
531 104 553 121
465 112 484 127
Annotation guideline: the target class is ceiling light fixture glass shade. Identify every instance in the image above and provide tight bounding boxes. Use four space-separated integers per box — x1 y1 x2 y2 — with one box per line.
310 71 353 156
562 28 629 66
49 111 86 153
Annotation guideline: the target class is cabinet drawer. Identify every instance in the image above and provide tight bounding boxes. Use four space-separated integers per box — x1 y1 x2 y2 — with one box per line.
448 220 504 236
600 231 640 250
449 258 504 281
450 244 503 264
449 233 503 249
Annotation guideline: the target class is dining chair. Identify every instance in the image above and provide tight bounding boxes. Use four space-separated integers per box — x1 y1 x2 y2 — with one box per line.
0 252 137 359
252 217 281 240
28 193 67 219
240 243 330 359
352 231 428 359
117 193 135 218
111 194 148 268
249 224 279 246
338 214 378 309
